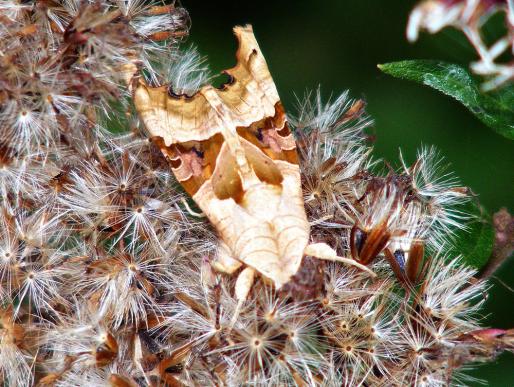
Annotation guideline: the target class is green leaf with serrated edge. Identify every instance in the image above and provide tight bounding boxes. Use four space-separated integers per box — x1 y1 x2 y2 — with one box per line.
378 60 514 140
448 202 495 270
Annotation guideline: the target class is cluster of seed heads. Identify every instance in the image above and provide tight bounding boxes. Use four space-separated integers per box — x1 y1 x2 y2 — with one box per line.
0 1 512 386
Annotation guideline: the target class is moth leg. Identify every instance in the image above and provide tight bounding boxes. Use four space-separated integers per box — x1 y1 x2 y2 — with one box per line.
211 242 253 329
211 241 243 274
180 198 206 218
304 243 376 277
230 267 256 329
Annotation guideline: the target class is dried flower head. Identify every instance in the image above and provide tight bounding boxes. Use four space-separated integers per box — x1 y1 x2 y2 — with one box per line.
0 3 511 386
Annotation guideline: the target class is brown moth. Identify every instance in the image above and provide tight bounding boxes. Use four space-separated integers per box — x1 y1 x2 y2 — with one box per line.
131 25 373 304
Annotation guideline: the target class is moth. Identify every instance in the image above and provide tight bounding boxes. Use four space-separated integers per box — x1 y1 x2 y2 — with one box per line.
131 25 373 305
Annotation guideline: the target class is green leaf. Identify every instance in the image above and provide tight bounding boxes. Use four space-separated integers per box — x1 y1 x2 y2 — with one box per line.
378 60 514 140
449 202 495 270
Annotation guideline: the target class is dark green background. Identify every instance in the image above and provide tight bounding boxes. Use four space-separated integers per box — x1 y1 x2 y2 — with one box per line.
182 1 513 384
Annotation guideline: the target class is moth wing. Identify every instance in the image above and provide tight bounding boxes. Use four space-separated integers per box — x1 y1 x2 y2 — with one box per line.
133 25 280 147
216 25 280 127
211 142 243 201
133 84 222 145
240 138 283 186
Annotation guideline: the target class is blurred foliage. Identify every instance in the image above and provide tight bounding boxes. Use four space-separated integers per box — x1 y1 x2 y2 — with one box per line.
181 0 513 384
379 60 514 139
447 201 495 270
